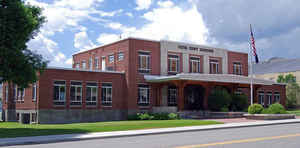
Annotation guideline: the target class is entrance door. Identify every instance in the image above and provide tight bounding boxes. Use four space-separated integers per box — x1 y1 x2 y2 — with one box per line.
184 85 205 110
101 57 106 71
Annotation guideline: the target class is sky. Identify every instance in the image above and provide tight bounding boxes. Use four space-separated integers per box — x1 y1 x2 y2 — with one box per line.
25 0 300 68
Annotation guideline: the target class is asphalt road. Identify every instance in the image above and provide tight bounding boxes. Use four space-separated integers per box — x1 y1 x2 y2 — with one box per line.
7 123 300 148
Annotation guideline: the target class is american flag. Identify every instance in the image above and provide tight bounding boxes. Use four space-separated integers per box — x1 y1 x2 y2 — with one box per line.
250 24 259 63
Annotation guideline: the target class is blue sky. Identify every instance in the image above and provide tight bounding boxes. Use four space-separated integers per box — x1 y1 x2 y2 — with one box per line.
26 0 300 67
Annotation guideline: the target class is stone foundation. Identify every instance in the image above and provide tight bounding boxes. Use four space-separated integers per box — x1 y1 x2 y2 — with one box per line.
38 109 127 124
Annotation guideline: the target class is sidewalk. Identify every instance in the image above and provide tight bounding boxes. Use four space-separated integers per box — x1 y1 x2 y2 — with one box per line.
1 118 300 147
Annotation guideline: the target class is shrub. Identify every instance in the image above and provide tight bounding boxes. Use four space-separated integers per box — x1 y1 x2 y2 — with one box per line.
138 113 154 120
220 107 229 112
208 87 232 111
230 94 248 111
127 114 139 120
267 103 287 114
248 104 264 114
168 113 179 120
152 113 169 120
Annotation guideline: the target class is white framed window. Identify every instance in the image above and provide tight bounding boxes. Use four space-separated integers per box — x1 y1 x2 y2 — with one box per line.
82 61 86 69
31 113 37 123
190 56 201 73
95 57 99 69
53 81 66 105
258 91 264 106
138 84 150 106
210 59 219 74
75 63 80 69
32 83 37 101
5 86 8 103
168 86 177 106
70 81 82 105
109 55 114 63
233 62 242 75
267 92 272 105
168 54 179 73
89 58 93 70
86 82 98 106
274 92 280 103
13 85 17 101
138 52 151 73
17 87 25 101
101 83 112 106
118 52 124 61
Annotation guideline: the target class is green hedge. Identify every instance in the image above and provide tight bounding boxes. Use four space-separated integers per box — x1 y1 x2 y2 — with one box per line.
248 104 264 114
208 87 232 111
128 113 180 120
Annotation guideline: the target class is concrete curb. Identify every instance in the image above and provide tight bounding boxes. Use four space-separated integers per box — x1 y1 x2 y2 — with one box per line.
1 119 300 147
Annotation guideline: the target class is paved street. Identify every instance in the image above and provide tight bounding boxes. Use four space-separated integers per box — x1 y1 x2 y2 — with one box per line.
6 123 300 148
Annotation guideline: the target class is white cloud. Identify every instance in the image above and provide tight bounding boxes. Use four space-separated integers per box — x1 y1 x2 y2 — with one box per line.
157 0 174 8
135 0 152 10
97 33 120 45
54 0 104 10
108 1 209 44
65 58 73 65
125 12 133 17
74 31 96 51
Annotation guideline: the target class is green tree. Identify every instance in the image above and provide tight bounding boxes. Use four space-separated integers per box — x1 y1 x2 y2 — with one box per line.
277 74 300 108
0 0 48 88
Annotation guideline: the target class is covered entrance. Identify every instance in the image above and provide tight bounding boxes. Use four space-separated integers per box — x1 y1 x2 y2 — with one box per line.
184 85 205 110
146 73 276 111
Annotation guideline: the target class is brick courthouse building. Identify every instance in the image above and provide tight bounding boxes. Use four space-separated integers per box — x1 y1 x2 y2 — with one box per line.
2 38 286 123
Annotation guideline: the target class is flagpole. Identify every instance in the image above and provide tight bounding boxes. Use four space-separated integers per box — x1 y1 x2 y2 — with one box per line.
249 24 254 105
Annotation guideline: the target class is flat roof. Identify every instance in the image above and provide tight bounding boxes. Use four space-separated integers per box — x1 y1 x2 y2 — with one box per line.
72 37 247 56
47 66 125 74
144 73 282 85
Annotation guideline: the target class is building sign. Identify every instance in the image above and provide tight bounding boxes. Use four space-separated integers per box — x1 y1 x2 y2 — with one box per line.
178 45 214 53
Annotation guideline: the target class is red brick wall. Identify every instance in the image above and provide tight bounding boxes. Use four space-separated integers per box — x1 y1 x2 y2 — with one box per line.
256 84 286 107
2 83 37 110
127 39 161 110
38 68 126 110
227 51 248 76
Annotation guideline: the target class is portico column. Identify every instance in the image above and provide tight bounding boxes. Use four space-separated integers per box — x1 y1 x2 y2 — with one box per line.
177 84 184 111
203 84 212 110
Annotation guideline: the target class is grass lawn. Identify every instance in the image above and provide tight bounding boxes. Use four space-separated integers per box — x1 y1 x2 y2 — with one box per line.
287 109 300 116
0 120 222 138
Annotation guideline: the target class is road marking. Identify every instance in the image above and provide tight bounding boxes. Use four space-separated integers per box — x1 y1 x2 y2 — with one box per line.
175 133 300 148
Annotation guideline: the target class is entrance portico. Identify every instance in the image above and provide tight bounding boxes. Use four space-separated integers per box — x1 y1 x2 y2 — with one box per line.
145 73 276 111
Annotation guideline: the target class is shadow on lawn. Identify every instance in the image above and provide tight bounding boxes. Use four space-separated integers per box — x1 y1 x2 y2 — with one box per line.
0 128 89 139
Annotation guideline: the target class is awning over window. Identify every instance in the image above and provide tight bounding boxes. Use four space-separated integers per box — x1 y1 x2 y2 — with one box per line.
144 73 283 85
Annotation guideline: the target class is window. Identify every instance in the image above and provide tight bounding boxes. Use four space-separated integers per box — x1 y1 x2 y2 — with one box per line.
5 86 8 103
109 55 114 63
89 58 93 70
258 91 264 106
31 113 37 123
274 92 280 103
267 92 272 105
168 54 179 73
95 57 99 69
70 81 82 105
138 52 150 73
17 87 25 101
118 52 124 61
82 61 86 69
53 81 66 105
138 84 150 106
86 82 98 106
32 83 37 101
209 59 219 74
190 57 201 73
233 62 242 75
235 88 243 95
75 63 80 69
101 83 112 106
168 86 177 106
